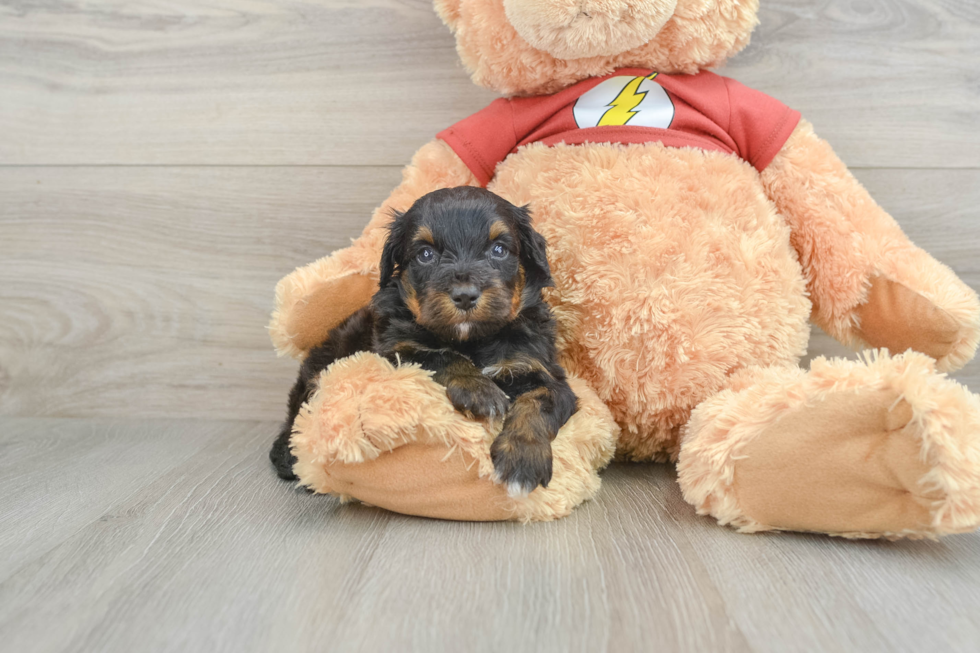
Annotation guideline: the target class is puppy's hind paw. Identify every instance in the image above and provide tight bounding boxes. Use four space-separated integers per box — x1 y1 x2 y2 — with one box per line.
270 426 298 481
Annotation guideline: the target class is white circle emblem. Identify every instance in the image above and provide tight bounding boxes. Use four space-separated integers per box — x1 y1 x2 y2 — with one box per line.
573 74 675 129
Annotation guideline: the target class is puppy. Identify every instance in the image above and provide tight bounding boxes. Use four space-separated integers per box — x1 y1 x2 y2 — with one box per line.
270 186 577 496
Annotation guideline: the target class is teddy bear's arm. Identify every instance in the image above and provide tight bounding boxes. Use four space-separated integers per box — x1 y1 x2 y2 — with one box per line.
761 119 980 372
269 139 480 359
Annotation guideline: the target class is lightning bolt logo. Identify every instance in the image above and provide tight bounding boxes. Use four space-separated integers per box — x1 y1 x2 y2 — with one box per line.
597 73 659 127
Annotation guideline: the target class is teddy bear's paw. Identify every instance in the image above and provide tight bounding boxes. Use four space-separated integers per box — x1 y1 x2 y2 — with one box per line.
270 269 377 358
490 430 553 498
854 276 978 371
679 352 980 539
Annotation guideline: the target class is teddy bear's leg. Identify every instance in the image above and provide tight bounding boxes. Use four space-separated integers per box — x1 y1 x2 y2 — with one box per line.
268 139 479 359
677 352 980 538
762 119 980 372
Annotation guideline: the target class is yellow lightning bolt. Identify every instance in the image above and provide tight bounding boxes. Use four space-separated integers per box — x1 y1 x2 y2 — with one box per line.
597 73 659 127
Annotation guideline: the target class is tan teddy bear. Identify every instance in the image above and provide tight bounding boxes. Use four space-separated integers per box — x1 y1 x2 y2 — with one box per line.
270 0 980 537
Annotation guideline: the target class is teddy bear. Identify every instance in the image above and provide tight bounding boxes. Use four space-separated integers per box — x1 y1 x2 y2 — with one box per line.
269 0 980 537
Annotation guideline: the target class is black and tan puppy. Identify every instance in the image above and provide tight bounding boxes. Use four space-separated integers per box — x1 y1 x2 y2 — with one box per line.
270 186 577 496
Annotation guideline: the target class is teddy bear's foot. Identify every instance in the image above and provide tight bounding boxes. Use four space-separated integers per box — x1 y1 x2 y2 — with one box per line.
289 352 618 522
678 351 980 539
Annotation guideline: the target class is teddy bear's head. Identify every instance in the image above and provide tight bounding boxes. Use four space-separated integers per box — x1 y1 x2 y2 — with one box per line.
434 0 759 96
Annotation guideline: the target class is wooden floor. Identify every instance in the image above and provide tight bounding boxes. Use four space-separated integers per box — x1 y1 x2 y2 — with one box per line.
2 1 979 651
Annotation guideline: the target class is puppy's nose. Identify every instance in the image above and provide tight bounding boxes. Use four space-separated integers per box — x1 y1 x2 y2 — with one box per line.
450 285 481 311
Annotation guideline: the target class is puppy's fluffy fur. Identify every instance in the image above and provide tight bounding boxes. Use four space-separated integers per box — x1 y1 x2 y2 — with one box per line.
270 187 577 495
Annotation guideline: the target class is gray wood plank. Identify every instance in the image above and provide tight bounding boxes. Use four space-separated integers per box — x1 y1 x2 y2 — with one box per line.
0 418 387 653
0 165 401 421
0 417 255 582
655 466 980 653
0 167 980 420
2 417 979 653
0 417 738 653
0 0 498 166
337 467 749 653
734 0 980 169
2 166 978 420
0 0 977 167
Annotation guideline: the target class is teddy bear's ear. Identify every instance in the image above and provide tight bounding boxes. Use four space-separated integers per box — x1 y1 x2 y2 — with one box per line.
433 0 461 32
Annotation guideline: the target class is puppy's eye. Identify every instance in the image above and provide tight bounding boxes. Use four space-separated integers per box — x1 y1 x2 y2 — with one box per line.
490 243 508 259
417 246 435 264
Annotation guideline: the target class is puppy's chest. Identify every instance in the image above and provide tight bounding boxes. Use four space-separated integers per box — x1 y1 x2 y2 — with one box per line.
453 341 510 370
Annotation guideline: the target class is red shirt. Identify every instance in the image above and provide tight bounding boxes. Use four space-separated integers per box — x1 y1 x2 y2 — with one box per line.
438 69 801 187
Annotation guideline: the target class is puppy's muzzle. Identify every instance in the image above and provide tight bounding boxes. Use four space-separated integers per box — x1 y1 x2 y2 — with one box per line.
450 284 481 311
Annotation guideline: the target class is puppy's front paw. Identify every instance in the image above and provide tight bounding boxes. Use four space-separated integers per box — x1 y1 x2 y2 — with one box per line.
490 430 553 498
445 374 510 419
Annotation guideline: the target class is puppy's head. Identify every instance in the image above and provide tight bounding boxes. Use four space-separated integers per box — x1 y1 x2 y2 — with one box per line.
380 187 552 342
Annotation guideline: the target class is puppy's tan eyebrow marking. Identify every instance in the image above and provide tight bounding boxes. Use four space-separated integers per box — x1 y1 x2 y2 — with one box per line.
489 220 510 240
413 226 434 244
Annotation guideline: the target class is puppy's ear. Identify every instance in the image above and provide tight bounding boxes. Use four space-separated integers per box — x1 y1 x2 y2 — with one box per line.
379 210 410 289
511 204 552 289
